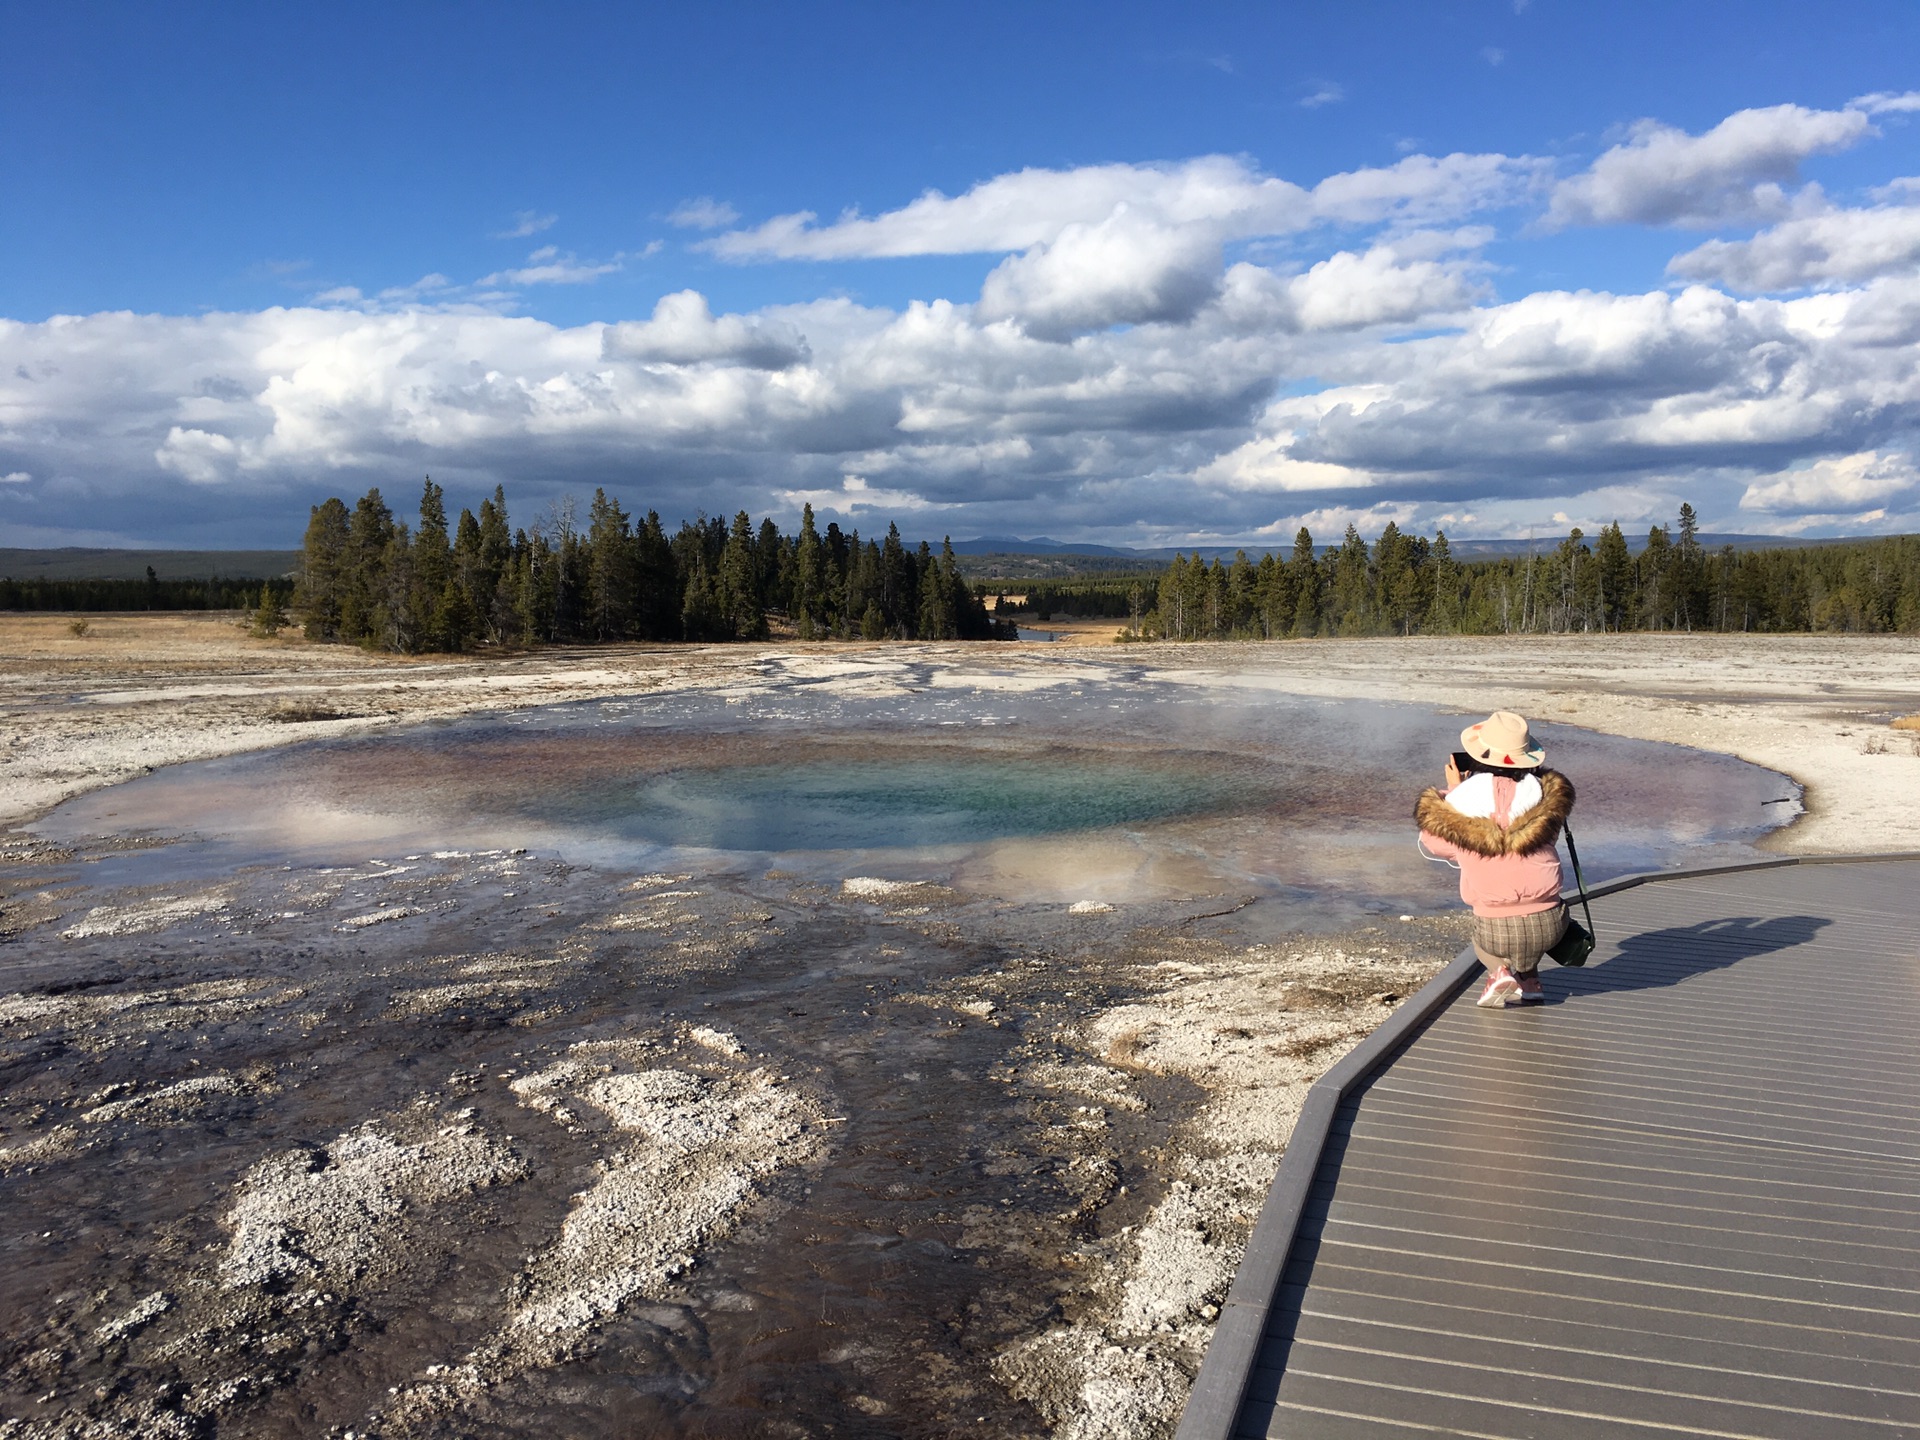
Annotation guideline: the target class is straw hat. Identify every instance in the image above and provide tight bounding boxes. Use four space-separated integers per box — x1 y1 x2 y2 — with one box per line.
1460 711 1544 769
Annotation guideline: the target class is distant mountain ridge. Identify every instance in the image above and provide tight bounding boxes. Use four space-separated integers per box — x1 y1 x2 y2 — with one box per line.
950 532 1868 564
0 531 1883 585
945 536 1138 557
0 547 301 581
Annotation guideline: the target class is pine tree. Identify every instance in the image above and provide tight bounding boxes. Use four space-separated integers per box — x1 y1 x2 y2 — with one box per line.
1427 531 1460 633
756 516 787 614
513 530 556 644
1225 551 1256 635
879 523 914 635
376 523 415 651
296 497 350 640
1289 528 1319 636
793 503 823 638
585 488 636 640
917 540 958 639
1593 523 1632 631
1638 525 1672 630
1331 524 1371 634
1551 528 1590 632
634 511 681 640
251 585 288 637
1675 501 1705 630
464 486 513 643
411 477 455 650
718 510 767 639
341 488 395 642
1157 554 1188 639
823 522 851 628
681 550 724 640
943 539 993 638
844 535 881 636
1254 552 1289 638
1374 522 1415 634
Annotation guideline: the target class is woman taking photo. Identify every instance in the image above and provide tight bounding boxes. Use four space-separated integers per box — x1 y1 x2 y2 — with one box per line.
1416 711 1575 1008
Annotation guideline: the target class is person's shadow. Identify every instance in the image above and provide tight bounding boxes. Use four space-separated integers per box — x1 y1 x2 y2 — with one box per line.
1548 914 1830 997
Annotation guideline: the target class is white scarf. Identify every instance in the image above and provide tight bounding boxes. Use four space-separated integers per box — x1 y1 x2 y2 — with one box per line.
1446 770 1542 823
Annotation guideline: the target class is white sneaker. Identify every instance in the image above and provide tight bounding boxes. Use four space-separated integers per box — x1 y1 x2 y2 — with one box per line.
1476 965 1520 1008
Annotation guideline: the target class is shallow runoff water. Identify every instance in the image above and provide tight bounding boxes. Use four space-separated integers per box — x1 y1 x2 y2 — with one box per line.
3 659 1798 1438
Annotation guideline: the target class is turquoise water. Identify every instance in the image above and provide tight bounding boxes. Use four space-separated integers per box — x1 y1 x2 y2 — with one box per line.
606 752 1244 850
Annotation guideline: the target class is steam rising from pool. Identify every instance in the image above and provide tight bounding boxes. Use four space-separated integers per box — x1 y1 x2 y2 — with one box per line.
36 662 1797 916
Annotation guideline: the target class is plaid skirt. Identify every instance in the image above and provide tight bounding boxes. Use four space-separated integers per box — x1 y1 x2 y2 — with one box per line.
1473 904 1569 964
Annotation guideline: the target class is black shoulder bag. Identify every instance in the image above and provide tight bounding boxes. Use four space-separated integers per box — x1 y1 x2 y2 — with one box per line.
1548 823 1597 967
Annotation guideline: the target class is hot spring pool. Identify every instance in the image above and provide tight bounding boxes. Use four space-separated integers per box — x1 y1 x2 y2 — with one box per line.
35 668 1798 915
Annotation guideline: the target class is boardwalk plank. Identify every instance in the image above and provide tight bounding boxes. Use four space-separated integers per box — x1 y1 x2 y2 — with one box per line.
1258 1283 1920 1400
1191 859 1920 1440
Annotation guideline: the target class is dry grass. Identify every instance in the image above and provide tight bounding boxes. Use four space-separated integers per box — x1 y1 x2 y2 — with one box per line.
1893 715 1920 732
1104 1026 1148 1068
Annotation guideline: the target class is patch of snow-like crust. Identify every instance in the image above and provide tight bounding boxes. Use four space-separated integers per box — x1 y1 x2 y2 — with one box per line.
374 1043 824 1429
61 890 229 938
220 1118 526 1289
337 904 422 929
843 875 921 897
82 1073 244 1126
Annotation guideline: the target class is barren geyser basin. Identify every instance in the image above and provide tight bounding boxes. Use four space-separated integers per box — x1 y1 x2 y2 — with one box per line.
4 619 1919 1439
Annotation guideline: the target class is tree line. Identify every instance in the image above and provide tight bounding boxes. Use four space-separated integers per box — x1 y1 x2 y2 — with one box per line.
13 488 1919 641
1140 504 1920 639
0 570 294 613
996 578 1161 623
292 479 1008 651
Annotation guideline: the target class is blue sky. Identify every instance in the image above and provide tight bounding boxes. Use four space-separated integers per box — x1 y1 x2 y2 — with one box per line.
5 0 1920 547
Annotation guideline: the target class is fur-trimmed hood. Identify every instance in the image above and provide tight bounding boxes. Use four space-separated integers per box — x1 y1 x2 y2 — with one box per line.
1414 768 1574 858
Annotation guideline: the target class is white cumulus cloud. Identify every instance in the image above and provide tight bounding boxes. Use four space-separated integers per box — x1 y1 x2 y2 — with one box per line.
1740 451 1920 513
602 290 810 369
1669 198 1920 290
1546 103 1873 228
707 156 1310 260
704 151 1541 264
1286 239 1489 331
975 207 1223 339
1308 152 1547 227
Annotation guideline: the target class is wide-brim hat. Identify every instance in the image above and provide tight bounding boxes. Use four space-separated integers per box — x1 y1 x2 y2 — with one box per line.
1460 711 1544 769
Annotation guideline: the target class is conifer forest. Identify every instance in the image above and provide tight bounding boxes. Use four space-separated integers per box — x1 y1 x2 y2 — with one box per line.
292 479 1004 651
58 479 1912 650
1112 504 1920 641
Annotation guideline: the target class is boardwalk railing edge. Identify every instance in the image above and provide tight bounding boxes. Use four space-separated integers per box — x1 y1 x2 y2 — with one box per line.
1171 847 1920 1440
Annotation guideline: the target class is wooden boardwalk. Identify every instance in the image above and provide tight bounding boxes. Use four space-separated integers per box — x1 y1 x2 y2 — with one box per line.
1179 856 1920 1440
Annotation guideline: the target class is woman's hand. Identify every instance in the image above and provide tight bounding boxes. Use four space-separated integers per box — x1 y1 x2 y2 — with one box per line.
1443 758 1463 790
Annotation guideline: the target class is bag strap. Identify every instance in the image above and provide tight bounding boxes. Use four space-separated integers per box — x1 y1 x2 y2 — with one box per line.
1564 823 1597 938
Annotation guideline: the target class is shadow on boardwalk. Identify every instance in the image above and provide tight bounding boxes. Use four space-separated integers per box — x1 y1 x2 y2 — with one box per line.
1559 913 1830 996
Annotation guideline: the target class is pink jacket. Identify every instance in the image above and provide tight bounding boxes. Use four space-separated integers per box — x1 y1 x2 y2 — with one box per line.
1415 770 1572 918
